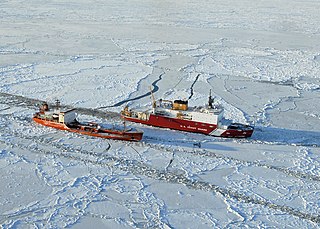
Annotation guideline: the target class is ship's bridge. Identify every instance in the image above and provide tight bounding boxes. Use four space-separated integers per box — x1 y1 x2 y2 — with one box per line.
188 105 224 124
156 99 173 109
193 105 223 115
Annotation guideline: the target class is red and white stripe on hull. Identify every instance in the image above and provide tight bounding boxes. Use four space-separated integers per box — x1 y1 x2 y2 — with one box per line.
123 114 217 135
122 114 253 138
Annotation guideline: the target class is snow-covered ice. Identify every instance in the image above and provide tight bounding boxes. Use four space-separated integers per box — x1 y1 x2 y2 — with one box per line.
0 0 320 228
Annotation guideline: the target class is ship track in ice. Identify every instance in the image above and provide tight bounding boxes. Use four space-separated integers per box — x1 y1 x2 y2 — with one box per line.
0 92 119 120
1 113 320 183
1 92 319 147
1 128 319 224
188 73 200 100
97 72 164 108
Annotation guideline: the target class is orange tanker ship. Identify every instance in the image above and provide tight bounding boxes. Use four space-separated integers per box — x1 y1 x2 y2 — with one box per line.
33 101 143 141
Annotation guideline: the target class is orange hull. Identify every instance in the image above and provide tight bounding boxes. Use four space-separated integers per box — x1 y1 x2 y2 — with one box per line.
33 117 143 141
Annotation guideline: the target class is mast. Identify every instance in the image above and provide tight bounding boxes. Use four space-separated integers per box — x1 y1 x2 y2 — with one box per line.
55 99 61 109
208 90 214 108
149 86 156 108
123 120 126 131
54 99 61 113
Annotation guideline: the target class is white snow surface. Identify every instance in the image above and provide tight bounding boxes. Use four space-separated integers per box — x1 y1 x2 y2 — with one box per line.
1 0 320 228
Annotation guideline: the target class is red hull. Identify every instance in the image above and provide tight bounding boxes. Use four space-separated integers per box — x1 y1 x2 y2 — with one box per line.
122 114 253 138
33 117 143 141
216 128 254 138
123 114 216 134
